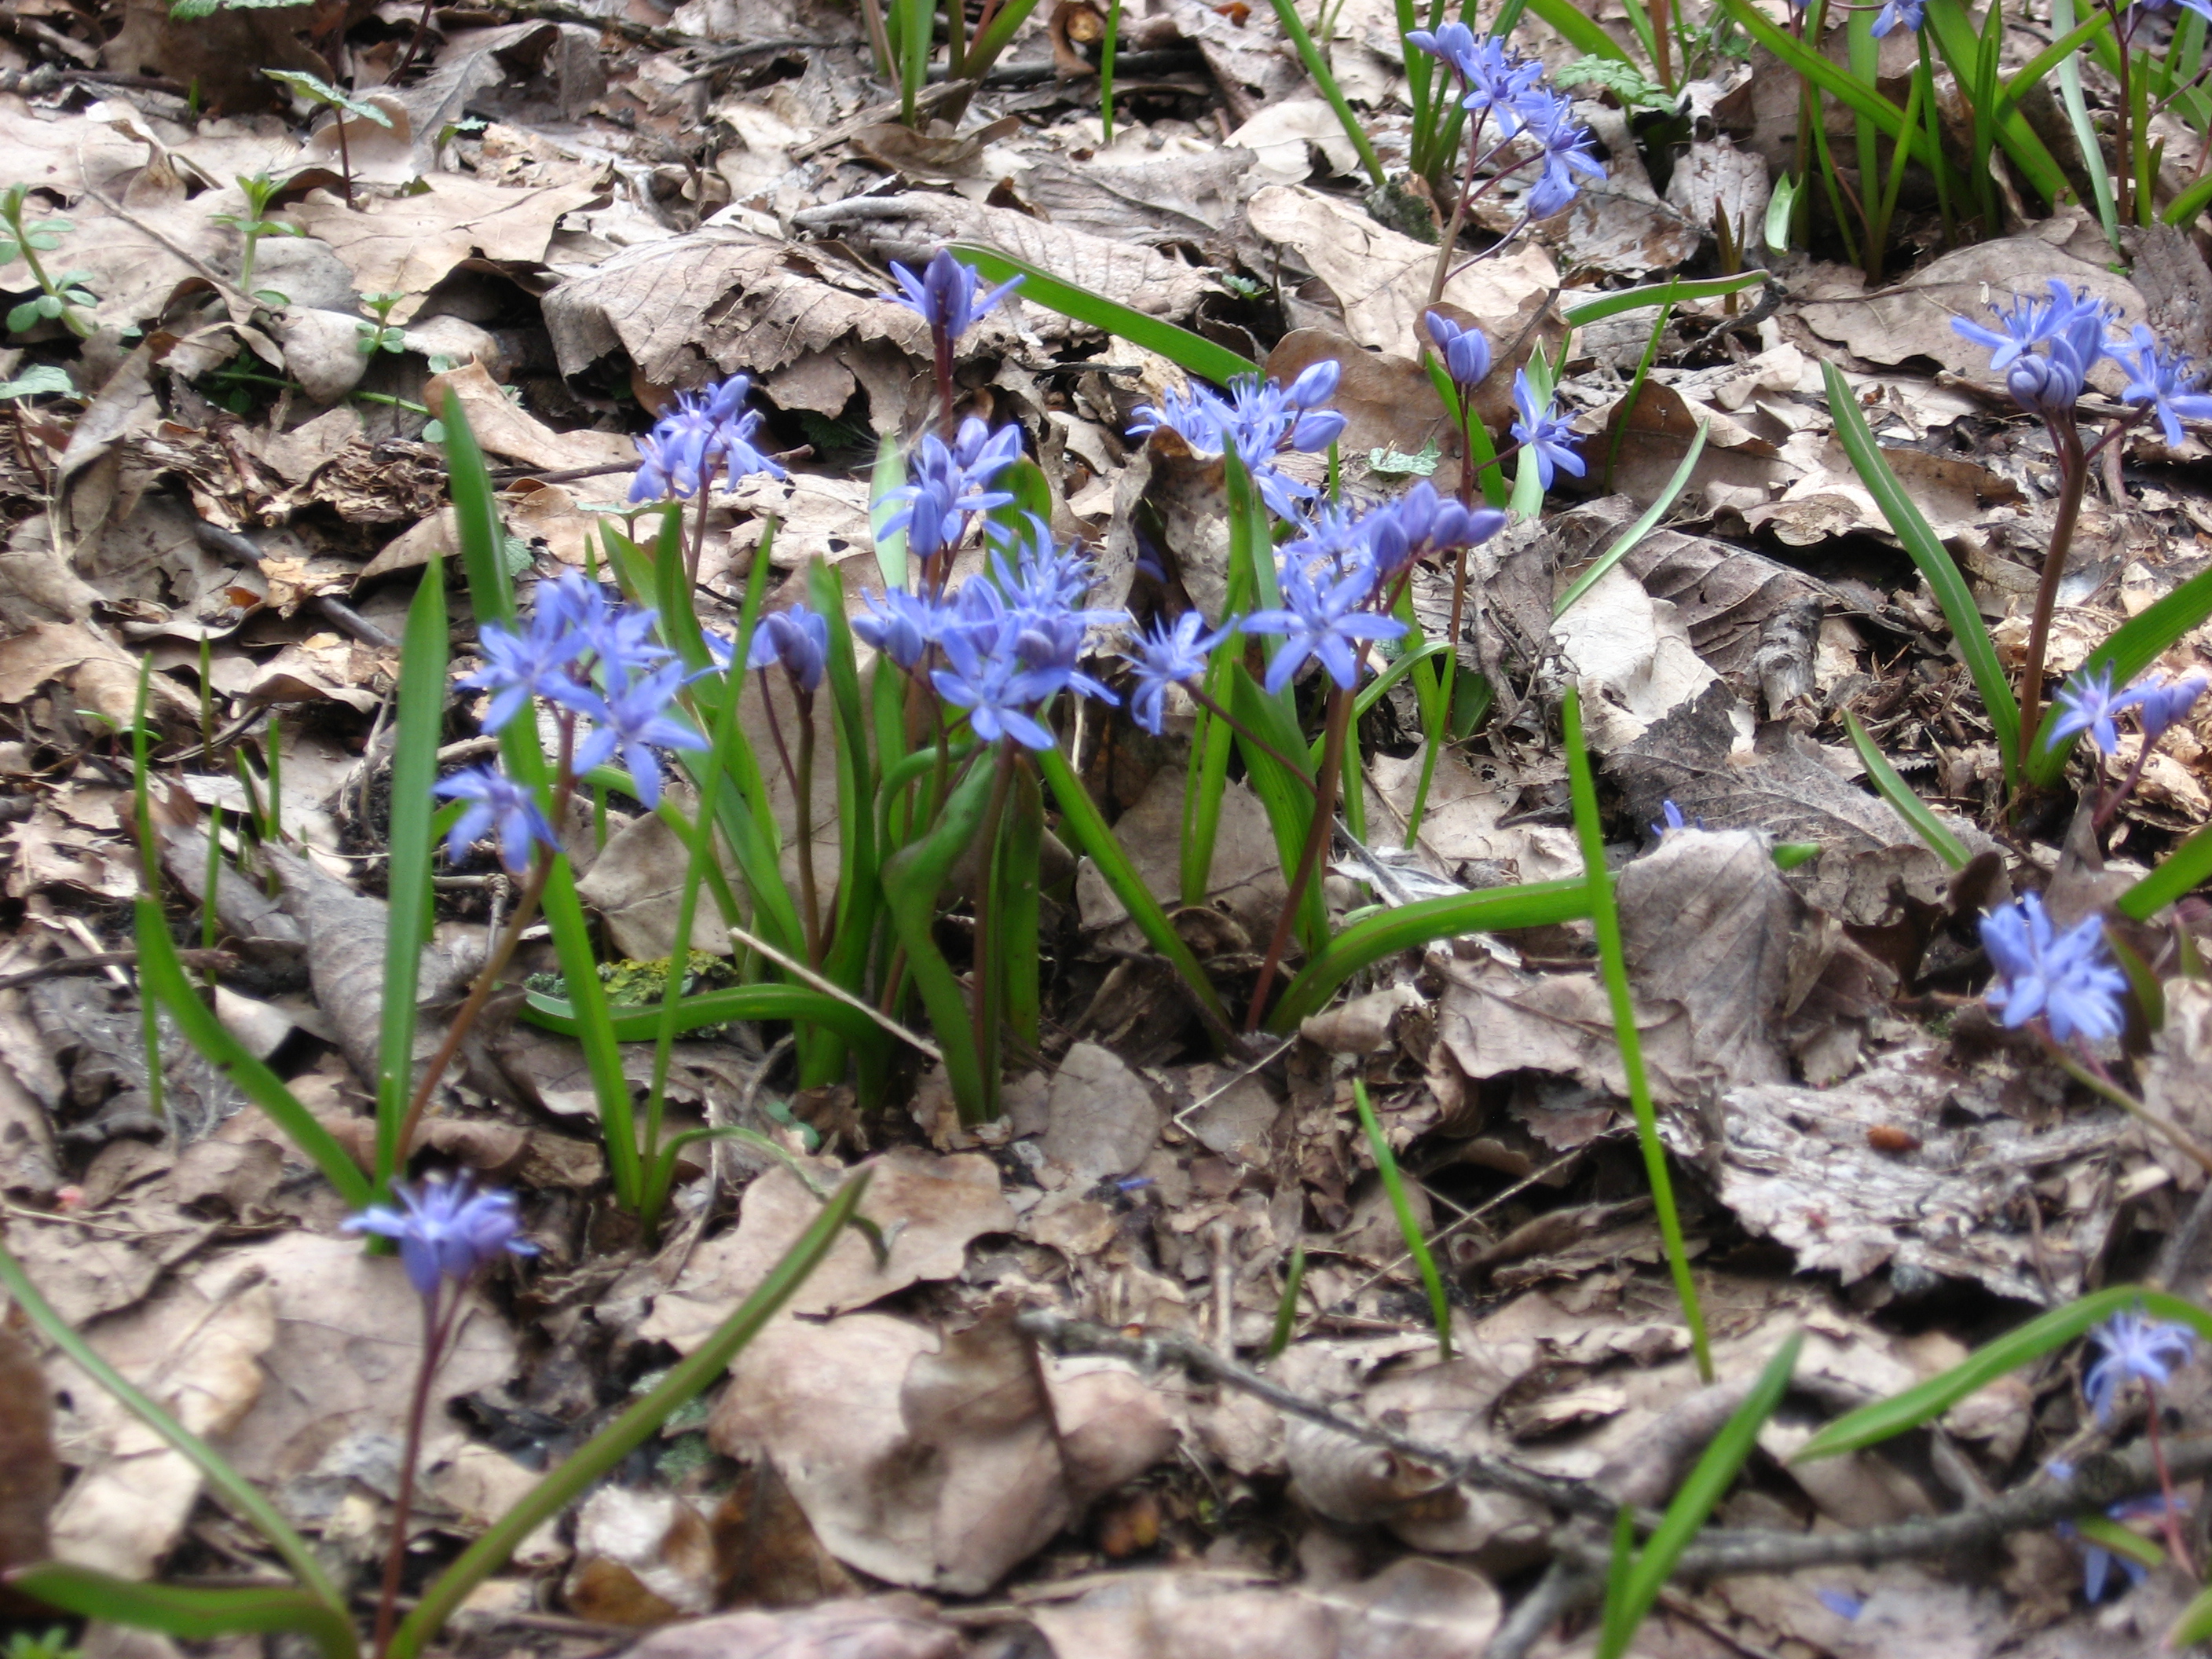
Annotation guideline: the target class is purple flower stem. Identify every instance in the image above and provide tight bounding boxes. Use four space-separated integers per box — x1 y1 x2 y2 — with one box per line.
1426 98 1494 308
756 678 822 967
970 744 1019 1119
1183 681 1321 798
370 1284 464 1659
687 471 712 585
2095 740 2154 832
2140 1377 2197 1572
2045 1035 2212 1178
2020 416 2089 782
1248 683 1353 1031
394 718 577 1165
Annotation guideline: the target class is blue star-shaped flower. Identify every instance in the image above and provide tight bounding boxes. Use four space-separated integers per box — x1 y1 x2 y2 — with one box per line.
572 660 709 809
343 1171 537 1300
1242 551 1408 694
2051 663 2127 754
1510 369 1587 490
1979 892 2128 1046
2084 1312 2197 1424
432 765 558 874
1124 611 1233 734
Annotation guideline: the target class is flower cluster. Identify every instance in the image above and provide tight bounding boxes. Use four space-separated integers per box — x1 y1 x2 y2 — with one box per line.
442 572 706 870
1119 482 1505 732
2085 1311 2197 1423
2052 661 2210 756
885 248 1024 350
881 416 1024 567
2047 1456 2188 1602
1979 892 2128 1046
1954 282 2212 434
631 375 784 504
1871 0 1927 35
344 1172 536 1300
1128 361 1346 520
861 511 1126 752
1405 24 1606 221
747 602 830 695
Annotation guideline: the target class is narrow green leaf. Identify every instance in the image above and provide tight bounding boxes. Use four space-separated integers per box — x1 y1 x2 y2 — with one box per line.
1822 362 2019 786
1352 1078 1452 1358
1266 1242 1306 1358
135 899 372 1206
882 757 997 1122
2170 1578 2212 1647
1794 1285 2212 1459
964 0 1046 77
1038 745 1231 1032
1921 0 2070 203
0 1243 347 1617
950 245 1255 387
2051 0 2119 241
1565 685 1711 1381
1265 877 1589 1032
870 434 910 592
1717 0 1927 159
1262 0 1386 186
2027 558 2212 784
377 560 446 1185
10 1566 356 1659
1555 422 1708 620
1597 1334 1804 1659
1842 710 1968 870
1517 0 1633 62
389 1170 873 1659
2120 822 2212 921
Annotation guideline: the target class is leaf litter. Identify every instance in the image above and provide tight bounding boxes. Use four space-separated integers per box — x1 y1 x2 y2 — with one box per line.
5 0 2212 1656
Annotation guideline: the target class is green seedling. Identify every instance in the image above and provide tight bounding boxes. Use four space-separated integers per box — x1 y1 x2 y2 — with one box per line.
0 183 96 338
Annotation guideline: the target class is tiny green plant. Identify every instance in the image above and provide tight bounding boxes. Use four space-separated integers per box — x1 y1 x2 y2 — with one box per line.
210 173 302 307
0 184 96 339
263 70 391 209
357 292 408 357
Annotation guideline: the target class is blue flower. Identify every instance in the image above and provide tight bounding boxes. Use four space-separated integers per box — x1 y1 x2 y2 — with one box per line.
881 418 1024 565
1815 1591 1863 1621
1952 281 2115 416
343 1172 537 1300
2125 669 2209 743
1979 892 2128 1046
460 608 588 734
1518 93 1606 218
2084 1312 2197 1424
2051 662 2127 755
432 765 558 874
852 587 942 669
1124 611 1232 735
884 248 1023 344
1510 370 1586 490
2112 324 2212 447
1871 0 1926 33
1243 551 1407 694
572 660 709 809
932 628 1058 749
1129 364 1346 520
629 375 784 504
1423 310 1493 388
1360 481 1508 577
1652 799 1689 837
1407 24 1544 131
745 602 830 694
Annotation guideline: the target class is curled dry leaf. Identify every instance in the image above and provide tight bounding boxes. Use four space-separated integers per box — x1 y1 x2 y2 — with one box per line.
621 1595 964 1659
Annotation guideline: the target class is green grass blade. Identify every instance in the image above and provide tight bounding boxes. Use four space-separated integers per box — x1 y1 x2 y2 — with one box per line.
1518 0 1632 62
871 434 910 591
0 1241 348 1618
1564 685 1711 1381
965 0 1045 77
1559 272 1766 327
2027 558 2212 786
10 1566 355 1659
1597 1333 1804 1659
377 560 446 1186
1266 1243 1306 1358
1842 710 1968 870
522 982 881 1049
1100 0 1122 140
1822 361 2019 786
950 245 1255 387
1265 877 1588 1031
1555 422 1707 620
1352 1077 1452 1359
883 756 996 1121
1718 0 1924 157
2171 1580 2212 1648
2120 822 2212 921
135 897 372 1206
1794 1284 2212 1459
1042 746 1231 1031
1263 0 1385 186
1921 0 2070 203
390 1169 873 1659
1182 619 1240 907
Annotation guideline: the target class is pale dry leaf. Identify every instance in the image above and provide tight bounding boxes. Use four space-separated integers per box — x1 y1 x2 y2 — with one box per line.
1246 184 1558 361
573 807 735 961
641 1148 1015 1353
1042 1042 1165 1183
1434 952 1697 1105
291 174 602 321
1552 562 1725 752
621 1595 963 1659
1025 1560 1503 1659
424 359 635 471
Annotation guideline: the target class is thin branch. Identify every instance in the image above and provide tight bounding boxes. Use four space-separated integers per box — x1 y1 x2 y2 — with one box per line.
1485 1561 1599 1659
727 921 944 1064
